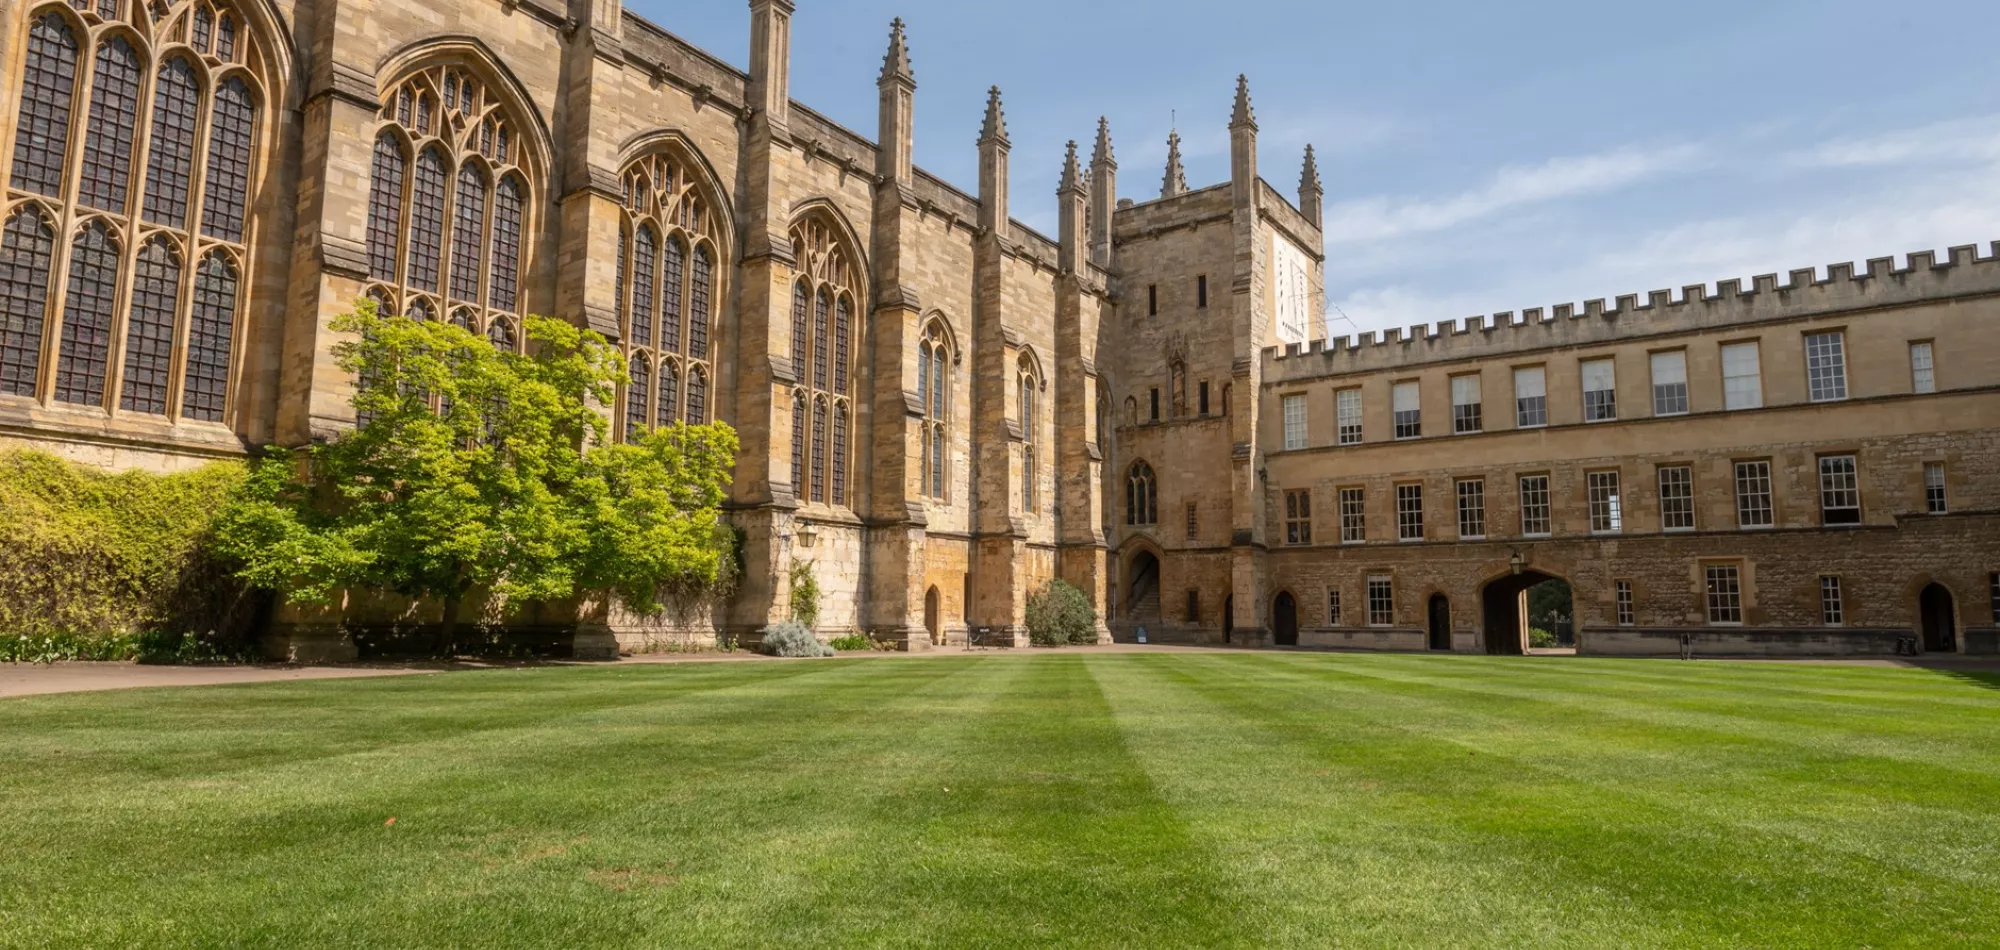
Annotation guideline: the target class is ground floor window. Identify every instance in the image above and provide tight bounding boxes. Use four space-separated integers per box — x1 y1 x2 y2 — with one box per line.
1327 588 1342 626
1285 489 1312 545
1705 564 1743 625
1820 576 1844 626
1185 589 1199 623
1615 580 1635 626
1367 575 1394 627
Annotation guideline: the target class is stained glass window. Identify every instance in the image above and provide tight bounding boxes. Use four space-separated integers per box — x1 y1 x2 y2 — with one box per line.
192 5 213 52
661 236 683 353
489 176 521 312
216 14 236 60
791 282 809 379
486 316 515 351
685 367 705 424
181 253 236 421
449 163 486 302
688 245 710 360
833 296 849 394
629 226 655 347
625 354 649 442
0 210 56 397
406 148 447 292
656 360 678 429
366 134 405 281
791 392 806 496
831 404 847 506
810 397 827 504
81 37 141 214
12 15 78 199
200 78 256 241
54 222 119 405
143 58 201 228
812 289 829 389
119 238 180 414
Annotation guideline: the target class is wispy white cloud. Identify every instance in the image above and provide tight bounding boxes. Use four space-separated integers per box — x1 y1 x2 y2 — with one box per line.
1791 114 2000 169
1321 143 1707 244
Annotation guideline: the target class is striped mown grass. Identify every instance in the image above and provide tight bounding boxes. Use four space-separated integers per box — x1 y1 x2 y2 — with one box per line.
1 652 1994 948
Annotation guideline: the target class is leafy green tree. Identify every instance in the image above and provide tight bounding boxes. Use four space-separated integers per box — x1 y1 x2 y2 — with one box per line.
215 301 738 652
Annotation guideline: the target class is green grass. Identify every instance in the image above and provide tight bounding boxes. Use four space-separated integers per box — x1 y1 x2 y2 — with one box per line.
2 653 1997 948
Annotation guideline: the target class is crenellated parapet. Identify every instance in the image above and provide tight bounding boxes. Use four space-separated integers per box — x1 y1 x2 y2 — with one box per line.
1264 242 2000 380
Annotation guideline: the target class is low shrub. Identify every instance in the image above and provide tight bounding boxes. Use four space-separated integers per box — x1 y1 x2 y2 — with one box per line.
1528 627 1560 649
0 450 261 661
760 621 833 658
828 632 874 652
1026 580 1099 647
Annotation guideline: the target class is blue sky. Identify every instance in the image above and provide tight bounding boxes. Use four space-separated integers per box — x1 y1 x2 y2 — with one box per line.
626 0 2000 336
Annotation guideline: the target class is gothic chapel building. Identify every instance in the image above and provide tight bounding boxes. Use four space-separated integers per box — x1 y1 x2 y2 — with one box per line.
1 0 1995 659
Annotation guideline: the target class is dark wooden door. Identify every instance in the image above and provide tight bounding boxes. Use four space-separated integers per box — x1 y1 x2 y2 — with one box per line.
1429 594 1452 651
1273 593 1298 646
1920 584 1957 653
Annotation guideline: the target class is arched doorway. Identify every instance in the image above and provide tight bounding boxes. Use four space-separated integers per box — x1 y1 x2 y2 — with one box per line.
1273 592 1298 646
925 586 942 646
1920 583 1957 653
1126 551 1161 623
1480 569 1567 656
1223 595 1235 644
1428 594 1452 651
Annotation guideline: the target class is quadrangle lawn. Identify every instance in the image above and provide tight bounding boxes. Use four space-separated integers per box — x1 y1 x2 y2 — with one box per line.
2 651 1997 948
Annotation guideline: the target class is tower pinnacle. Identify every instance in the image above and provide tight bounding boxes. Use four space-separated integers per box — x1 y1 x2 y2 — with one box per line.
1162 130 1188 198
1092 116 1116 171
879 17 914 86
979 86 1009 146
1230 74 1257 132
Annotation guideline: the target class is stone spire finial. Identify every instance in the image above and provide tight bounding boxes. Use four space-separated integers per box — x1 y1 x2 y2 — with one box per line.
1299 144 1323 227
979 86 1009 146
1162 130 1188 198
1060 139 1086 195
1230 74 1257 132
880 17 914 86
1092 116 1116 171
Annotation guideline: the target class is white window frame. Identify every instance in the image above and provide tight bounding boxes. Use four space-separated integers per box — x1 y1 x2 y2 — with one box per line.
1587 470 1623 534
1519 474 1552 537
1392 381 1421 440
1658 465 1695 532
1820 575 1844 626
1704 563 1744 625
1396 483 1424 542
1338 487 1366 544
1734 460 1774 529
1336 388 1363 445
1650 350 1688 416
1721 341 1763 410
1514 366 1547 428
1818 454 1861 526
1327 588 1342 626
1456 478 1486 540
1367 575 1395 627
1614 580 1635 626
1805 330 1848 402
1925 462 1947 514
1910 341 1935 394
1282 393 1308 450
1284 488 1312 545
1451 374 1482 434
1581 358 1617 422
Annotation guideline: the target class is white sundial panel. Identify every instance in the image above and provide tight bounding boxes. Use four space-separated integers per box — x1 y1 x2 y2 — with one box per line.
1271 233 1312 346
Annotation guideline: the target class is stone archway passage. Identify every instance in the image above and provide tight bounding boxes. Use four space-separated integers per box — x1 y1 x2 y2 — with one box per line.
1273 592 1298 646
1920 583 1957 653
1428 593 1452 651
1126 551 1161 623
1481 569 1564 656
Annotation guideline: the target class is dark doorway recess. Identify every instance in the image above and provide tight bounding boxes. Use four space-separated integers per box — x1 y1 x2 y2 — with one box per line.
925 586 941 645
1482 570 1568 655
1428 594 1452 651
1920 583 1957 653
1273 592 1298 646
1223 595 1234 644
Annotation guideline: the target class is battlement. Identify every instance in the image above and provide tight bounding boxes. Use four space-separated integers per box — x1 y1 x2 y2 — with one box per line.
1263 242 2000 380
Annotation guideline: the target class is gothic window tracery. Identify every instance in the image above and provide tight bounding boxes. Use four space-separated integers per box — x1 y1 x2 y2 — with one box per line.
917 319 950 499
787 214 858 508
362 62 534 400
1126 461 1157 527
614 151 722 438
2 0 268 419
1019 355 1039 511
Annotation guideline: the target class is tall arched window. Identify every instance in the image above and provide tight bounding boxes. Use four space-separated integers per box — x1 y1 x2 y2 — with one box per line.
2 0 269 421
788 213 860 508
790 390 806 498
614 151 723 439
362 62 536 418
1169 361 1186 417
917 319 950 499
625 353 650 443
0 210 56 396
1126 461 1157 526
1019 356 1039 511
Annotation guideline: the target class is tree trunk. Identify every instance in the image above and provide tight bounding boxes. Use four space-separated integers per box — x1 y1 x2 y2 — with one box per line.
437 589 461 657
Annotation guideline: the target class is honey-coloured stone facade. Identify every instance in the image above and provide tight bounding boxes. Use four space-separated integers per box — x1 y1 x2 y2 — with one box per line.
1 0 1992 659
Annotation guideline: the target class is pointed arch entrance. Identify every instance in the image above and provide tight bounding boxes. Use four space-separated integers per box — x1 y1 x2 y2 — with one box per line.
1273 592 1298 646
1919 583 1957 653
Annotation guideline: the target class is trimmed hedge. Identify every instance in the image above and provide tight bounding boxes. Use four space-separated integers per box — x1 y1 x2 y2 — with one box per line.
0 450 261 661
